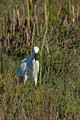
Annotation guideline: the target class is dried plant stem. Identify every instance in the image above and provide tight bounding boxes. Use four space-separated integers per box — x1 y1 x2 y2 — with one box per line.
31 23 35 49
27 0 30 28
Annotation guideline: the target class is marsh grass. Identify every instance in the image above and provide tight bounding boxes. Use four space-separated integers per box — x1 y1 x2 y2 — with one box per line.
0 0 80 120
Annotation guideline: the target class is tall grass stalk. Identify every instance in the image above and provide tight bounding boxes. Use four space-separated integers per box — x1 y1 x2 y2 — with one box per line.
40 4 48 55
12 9 16 35
0 52 3 74
39 4 48 84
31 23 35 50
27 0 30 28
72 4 75 23
35 4 39 36
77 0 80 10
68 0 72 22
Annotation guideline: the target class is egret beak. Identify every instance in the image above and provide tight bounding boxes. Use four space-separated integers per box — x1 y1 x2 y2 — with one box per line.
34 53 38 60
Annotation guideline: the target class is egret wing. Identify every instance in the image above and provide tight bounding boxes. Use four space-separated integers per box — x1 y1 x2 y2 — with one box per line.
17 62 27 77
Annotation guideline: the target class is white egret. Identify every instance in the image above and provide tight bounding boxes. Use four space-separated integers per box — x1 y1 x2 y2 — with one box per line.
17 46 39 86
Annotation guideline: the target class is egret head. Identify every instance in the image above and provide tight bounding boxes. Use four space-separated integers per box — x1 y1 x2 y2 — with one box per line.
32 46 39 60
32 46 39 54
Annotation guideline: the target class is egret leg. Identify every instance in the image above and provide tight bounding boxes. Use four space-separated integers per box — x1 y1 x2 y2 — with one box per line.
34 77 37 86
24 74 27 84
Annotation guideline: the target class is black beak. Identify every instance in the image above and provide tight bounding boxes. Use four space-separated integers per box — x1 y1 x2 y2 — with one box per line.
34 53 38 60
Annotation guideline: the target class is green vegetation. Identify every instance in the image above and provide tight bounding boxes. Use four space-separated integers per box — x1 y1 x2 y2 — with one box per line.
0 0 80 119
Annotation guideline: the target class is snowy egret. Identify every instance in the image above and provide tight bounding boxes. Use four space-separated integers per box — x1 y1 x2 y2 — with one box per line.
17 46 39 86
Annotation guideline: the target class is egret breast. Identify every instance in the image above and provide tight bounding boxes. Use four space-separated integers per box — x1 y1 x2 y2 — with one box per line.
33 59 39 77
